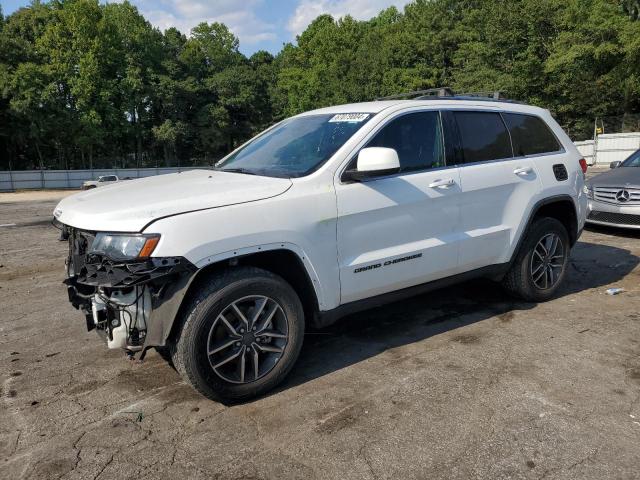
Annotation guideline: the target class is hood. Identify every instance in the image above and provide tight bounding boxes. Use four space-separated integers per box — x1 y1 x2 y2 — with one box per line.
588 167 640 188
54 169 292 232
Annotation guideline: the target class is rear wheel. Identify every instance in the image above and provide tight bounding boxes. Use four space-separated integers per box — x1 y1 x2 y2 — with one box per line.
502 217 570 302
171 267 304 402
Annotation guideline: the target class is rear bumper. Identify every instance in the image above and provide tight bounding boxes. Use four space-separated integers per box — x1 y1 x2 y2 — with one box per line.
586 200 640 230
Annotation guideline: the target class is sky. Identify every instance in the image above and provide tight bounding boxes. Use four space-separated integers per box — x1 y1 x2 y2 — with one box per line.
0 0 411 55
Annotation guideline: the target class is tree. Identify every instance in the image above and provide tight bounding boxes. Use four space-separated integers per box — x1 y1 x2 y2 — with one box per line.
3 0 640 169
622 0 640 19
152 119 185 166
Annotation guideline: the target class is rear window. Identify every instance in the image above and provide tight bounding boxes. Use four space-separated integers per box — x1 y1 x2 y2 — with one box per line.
502 113 561 156
453 111 512 163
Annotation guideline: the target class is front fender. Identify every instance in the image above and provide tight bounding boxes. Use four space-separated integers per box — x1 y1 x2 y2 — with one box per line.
193 242 325 310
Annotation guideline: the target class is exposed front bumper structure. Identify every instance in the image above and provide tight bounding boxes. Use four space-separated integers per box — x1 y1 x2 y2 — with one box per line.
64 227 197 351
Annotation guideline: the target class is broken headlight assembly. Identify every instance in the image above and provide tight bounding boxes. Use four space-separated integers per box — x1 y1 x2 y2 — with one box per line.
90 233 160 260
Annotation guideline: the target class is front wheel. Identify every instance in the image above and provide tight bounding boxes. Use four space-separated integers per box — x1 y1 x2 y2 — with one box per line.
171 267 304 403
502 217 570 302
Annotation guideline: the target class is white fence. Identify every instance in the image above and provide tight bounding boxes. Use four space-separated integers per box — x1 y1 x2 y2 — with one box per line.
0 166 208 192
574 140 595 165
574 132 640 166
593 133 640 166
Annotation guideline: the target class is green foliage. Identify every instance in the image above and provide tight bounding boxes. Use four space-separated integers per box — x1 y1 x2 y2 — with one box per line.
1 0 639 169
622 0 640 19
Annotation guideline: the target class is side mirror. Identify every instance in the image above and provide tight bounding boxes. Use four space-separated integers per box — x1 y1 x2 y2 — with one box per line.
344 147 400 182
610 161 622 169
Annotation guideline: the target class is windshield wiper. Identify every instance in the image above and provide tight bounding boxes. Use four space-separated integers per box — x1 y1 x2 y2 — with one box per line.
216 167 259 176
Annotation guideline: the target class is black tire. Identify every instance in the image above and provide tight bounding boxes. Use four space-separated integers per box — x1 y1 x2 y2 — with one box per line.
155 346 174 367
502 217 570 302
170 267 305 403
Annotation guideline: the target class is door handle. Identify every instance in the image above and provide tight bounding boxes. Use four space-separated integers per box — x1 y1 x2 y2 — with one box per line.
428 178 455 189
514 167 533 176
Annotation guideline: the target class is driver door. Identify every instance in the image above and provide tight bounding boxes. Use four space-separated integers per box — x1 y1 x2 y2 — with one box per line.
335 110 463 304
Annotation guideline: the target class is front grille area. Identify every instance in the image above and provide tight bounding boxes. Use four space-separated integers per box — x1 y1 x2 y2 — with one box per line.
588 211 640 226
593 186 640 205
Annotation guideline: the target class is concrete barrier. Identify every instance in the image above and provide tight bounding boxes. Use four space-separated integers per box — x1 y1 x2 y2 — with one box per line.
0 167 208 192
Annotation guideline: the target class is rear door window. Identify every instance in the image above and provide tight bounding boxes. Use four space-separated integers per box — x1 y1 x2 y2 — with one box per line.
366 111 445 172
452 111 512 163
502 113 562 156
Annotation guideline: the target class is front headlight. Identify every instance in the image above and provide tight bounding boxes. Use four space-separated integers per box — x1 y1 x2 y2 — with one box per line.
583 184 594 199
90 233 160 260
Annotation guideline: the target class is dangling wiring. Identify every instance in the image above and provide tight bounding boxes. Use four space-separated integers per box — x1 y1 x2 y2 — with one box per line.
96 285 148 345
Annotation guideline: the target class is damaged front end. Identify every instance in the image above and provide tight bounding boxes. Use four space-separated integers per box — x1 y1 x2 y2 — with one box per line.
63 227 197 354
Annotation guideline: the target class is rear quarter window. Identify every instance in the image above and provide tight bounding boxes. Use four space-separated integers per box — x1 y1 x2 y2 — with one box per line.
502 113 562 156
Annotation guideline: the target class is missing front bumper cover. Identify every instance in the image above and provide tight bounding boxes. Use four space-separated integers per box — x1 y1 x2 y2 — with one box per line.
64 252 197 349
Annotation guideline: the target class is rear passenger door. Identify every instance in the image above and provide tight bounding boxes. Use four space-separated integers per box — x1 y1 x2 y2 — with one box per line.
443 110 542 270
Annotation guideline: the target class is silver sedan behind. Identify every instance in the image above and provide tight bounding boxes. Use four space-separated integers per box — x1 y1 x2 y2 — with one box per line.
586 150 640 229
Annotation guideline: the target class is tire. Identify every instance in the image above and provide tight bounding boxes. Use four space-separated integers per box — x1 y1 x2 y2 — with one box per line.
170 267 305 403
155 346 174 367
502 217 570 302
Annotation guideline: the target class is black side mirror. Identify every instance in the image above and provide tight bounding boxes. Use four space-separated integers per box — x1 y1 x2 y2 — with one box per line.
343 167 400 182
610 161 622 169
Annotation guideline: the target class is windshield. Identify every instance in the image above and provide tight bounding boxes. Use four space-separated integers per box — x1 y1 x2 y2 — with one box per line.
621 150 640 167
216 113 372 177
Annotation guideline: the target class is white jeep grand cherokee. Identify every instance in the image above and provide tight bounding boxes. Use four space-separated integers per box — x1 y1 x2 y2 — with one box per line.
54 92 588 402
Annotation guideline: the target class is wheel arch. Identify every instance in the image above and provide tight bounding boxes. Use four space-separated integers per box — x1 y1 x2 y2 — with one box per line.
165 245 322 346
509 194 579 267
530 195 579 246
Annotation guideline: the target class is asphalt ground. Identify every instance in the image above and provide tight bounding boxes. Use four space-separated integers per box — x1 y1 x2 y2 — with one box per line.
1 189 639 480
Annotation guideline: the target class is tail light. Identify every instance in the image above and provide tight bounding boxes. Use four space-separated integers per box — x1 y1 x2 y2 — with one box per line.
579 158 588 174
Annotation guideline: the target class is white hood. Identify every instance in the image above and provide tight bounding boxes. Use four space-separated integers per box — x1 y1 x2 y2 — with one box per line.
54 169 292 232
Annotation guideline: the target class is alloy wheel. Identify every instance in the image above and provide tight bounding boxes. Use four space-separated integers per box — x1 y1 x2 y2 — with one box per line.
206 295 289 384
530 233 565 290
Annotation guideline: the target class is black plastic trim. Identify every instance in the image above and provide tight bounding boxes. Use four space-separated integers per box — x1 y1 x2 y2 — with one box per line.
314 263 509 328
553 164 568 181
507 195 579 269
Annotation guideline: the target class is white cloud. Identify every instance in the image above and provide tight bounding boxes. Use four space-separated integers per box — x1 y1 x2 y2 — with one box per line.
134 0 277 47
287 0 408 36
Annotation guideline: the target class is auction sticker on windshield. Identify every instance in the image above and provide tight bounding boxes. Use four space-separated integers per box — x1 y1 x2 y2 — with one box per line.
329 113 370 123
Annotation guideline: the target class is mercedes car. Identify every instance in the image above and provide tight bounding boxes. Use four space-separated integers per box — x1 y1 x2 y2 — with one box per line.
586 149 640 230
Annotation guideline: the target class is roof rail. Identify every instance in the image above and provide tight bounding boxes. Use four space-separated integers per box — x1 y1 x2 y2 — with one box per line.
375 88 523 104
376 88 455 101
457 91 506 100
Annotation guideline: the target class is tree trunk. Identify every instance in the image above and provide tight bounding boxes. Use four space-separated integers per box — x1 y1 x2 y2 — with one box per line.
35 141 44 170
